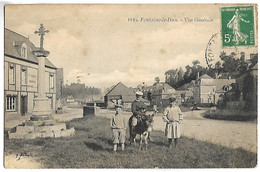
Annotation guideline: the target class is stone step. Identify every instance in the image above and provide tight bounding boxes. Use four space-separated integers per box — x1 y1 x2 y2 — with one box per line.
16 126 35 133
30 115 54 121
8 127 75 139
25 120 44 126
34 123 66 132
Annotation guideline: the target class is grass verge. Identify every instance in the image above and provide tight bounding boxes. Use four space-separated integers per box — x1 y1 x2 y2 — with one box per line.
5 116 257 168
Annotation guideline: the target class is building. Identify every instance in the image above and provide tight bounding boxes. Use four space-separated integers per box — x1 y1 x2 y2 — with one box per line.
192 74 236 104
4 28 57 121
176 83 194 103
104 82 136 109
150 83 181 109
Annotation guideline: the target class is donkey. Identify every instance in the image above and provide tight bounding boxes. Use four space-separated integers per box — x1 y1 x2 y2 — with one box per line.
129 111 155 150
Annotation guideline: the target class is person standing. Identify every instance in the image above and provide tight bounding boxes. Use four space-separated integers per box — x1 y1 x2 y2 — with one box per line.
110 104 126 153
162 97 183 148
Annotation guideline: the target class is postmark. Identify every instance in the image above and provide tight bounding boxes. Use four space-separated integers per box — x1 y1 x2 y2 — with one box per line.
221 6 255 47
205 32 220 68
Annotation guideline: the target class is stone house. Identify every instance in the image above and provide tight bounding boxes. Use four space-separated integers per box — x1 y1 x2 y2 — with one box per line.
192 74 236 105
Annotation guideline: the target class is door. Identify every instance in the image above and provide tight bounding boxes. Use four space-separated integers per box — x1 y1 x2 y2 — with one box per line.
21 96 27 116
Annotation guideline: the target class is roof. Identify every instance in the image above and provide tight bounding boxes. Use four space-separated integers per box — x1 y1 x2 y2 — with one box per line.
4 28 56 69
200 79 215 86
199 74 213 79
105 82 135 96
176 83 190 90
214 79 236 92
153 83 175 94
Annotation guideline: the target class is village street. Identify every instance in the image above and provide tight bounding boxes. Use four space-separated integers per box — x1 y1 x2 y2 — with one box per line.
96 108 257 153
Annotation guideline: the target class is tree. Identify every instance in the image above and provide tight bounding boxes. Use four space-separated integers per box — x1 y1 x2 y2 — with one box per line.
62 83 102 99
192 60 200 68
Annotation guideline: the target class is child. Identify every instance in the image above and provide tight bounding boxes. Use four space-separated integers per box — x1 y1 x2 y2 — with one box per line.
162 97 183 148
110 104 126 153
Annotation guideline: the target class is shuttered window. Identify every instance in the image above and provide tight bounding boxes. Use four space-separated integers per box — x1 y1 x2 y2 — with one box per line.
6 96 16 111
9 64 15 85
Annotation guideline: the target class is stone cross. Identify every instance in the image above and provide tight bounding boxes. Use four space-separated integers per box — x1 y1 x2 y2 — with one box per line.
34 23 49 50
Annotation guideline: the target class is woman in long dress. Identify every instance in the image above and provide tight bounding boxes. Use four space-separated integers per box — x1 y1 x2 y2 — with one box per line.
227 8 250 45
162 97 183 148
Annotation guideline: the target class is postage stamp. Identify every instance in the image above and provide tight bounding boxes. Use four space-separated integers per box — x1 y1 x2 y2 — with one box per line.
221 6 255 47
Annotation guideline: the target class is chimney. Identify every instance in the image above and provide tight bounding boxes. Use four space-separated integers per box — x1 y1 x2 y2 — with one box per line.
228 76 231 80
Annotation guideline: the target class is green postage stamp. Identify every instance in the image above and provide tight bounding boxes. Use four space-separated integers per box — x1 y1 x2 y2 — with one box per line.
221 6 255 47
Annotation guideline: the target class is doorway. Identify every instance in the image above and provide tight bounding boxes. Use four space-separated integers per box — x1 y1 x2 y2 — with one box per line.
21 95 27 116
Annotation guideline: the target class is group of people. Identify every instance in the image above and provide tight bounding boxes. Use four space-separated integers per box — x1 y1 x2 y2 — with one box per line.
110 91 183 153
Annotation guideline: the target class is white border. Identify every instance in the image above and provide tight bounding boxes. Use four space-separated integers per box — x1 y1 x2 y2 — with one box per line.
0 1 259 172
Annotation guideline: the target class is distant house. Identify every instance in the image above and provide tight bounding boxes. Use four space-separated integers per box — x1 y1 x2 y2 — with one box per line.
192 74 236 104
176 83 194 102
66 95 75 103
150 83 181 108
104 82 136 109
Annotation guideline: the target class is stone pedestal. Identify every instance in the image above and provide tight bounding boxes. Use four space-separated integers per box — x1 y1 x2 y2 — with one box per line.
33 97 52 115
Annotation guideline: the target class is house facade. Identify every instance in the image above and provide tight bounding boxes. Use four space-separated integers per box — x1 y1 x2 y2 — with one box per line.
4 28 57 121
192 74 236 105
104 82 136 110
150 83 181 109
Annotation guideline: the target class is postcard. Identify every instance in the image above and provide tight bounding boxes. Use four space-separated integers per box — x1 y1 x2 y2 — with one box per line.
3 4 258 168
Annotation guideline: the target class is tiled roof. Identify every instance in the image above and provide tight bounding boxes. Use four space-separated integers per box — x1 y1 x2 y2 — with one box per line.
4 28 56 69
105 82 135 96
153 83 175 94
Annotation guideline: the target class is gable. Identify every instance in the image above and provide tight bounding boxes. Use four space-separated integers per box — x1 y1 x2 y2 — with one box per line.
106 82 135 96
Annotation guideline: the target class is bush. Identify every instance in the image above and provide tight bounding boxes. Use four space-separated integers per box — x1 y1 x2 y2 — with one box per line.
203 109 257 121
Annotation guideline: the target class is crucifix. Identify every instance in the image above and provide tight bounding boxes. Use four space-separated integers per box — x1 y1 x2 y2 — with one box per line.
34 23 49 50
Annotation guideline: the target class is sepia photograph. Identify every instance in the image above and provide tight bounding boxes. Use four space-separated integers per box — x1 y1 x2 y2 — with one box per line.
2 2 258 169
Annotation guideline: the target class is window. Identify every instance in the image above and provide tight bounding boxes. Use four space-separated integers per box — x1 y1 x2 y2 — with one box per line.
9 64 15 85
50 74 54 89
6 96 16 111
21 43 27 58
21 67 27 85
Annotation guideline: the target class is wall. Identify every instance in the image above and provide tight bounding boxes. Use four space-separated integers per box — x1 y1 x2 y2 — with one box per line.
4 55 57 118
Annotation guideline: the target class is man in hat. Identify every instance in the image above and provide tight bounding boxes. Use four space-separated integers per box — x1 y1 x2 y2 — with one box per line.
110 104 126 153
131 91 146 127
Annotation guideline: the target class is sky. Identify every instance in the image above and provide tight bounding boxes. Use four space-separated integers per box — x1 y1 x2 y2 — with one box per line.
5 4 258 90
